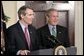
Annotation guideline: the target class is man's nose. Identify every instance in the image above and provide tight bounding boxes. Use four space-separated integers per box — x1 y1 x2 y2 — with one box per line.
32 15 34 19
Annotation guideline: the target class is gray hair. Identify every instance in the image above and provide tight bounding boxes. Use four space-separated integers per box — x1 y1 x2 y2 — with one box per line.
45 8 58 17
18 5 33 20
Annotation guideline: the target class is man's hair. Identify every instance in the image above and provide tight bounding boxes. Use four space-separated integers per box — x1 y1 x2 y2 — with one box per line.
18 5 33 20
45 8 58 17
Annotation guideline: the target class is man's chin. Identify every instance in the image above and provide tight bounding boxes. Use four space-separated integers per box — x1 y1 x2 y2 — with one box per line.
52 23 57 26
28 22 32 25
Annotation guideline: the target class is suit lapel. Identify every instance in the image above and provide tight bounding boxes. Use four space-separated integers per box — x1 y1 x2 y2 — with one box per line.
45 24 51 36
28 25 33 50
57 25 62 40
16 22 28 48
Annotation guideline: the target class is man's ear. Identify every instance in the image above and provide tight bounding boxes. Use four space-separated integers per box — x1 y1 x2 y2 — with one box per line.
46 16 49 24
46 16 48 19
20 14 24 19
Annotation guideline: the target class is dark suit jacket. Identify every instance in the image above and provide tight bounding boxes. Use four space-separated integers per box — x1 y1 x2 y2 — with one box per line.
37 24 70 49
5 21 39 55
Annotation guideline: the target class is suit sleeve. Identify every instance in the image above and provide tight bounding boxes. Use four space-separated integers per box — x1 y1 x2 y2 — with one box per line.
63 28 70 47
37 29 43 49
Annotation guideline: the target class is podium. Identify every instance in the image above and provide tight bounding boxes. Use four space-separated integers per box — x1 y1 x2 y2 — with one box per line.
30 46 77 55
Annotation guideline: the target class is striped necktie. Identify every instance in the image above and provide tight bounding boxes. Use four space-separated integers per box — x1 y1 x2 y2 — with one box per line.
52 26 57 37
24 27 31 49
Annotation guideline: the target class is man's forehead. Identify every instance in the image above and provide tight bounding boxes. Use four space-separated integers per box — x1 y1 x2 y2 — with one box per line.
25 8 34 14
26 8 33 11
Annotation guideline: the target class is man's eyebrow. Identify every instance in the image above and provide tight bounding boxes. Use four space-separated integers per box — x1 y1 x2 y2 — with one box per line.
29 14 34 15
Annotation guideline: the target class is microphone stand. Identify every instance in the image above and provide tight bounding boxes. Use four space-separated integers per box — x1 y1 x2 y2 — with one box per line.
48 35 63 47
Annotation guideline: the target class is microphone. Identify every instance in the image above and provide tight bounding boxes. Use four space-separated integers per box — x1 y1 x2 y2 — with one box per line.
47 35 63 46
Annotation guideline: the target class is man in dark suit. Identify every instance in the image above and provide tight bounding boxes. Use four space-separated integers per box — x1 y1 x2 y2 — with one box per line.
37 8 70 49
6 5 39 55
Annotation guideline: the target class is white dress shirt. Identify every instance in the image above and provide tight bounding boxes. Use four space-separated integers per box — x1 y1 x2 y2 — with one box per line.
48 24 57 35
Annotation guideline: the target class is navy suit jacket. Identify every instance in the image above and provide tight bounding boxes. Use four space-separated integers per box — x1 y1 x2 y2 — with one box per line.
6 21 39 55
37 24 70 49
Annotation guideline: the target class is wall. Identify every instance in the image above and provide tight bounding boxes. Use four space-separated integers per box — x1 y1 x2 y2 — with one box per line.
75 1 83 55
2 1 17 28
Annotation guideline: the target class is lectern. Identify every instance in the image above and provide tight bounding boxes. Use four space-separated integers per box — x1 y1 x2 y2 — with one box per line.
30 46 77 55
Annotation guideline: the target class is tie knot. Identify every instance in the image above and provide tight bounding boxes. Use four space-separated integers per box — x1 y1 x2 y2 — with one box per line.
24 27 28 32
25 27 28 29
52 26 55 30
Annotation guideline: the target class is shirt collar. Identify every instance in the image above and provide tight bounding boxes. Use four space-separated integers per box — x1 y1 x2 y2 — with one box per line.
48 24 56 30
48 24 56 35
19 21 28 31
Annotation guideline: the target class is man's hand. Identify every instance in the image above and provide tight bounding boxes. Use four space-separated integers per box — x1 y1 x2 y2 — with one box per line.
17 50 30 55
